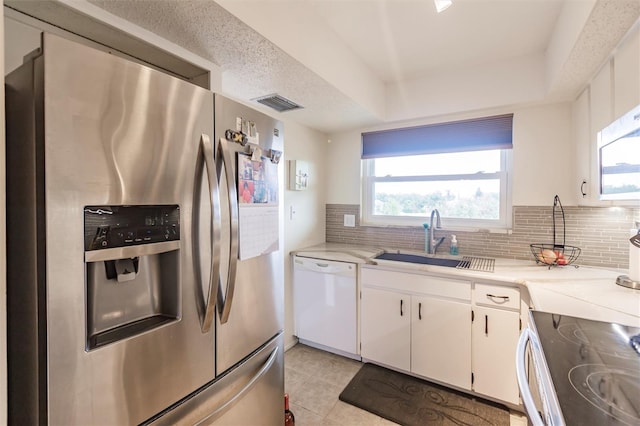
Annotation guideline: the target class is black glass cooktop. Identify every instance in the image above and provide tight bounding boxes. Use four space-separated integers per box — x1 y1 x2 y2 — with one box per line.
531 311 640 425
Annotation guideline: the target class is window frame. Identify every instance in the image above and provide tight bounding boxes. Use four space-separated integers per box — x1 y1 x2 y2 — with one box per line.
361 149 513 231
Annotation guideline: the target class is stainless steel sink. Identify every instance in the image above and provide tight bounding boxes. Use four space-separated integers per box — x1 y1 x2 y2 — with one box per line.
373 252 460 267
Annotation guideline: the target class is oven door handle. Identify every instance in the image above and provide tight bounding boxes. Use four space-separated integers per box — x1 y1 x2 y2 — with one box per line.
516 328 544 426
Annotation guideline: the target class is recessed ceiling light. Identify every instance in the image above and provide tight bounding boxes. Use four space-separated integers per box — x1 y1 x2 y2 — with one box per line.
434 0 452 13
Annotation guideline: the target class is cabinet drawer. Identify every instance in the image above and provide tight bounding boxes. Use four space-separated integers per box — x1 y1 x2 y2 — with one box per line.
474 283 520 310
362 267 470 301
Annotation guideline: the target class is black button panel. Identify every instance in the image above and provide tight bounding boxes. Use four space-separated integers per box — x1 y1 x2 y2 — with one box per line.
84 205 180 251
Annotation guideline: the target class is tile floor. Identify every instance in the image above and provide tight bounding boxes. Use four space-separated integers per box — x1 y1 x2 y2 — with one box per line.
284 343 528 426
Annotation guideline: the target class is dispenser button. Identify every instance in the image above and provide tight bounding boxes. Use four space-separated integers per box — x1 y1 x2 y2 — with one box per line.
91 226 110 250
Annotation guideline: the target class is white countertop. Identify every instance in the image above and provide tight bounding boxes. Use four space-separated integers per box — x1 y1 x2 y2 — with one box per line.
292 243 640 327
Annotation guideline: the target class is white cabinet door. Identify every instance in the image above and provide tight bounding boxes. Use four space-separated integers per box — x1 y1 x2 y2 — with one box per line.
572 88 595 205
472 306 521 405
361 287 410 371
412 296 471 390
613 26 640 117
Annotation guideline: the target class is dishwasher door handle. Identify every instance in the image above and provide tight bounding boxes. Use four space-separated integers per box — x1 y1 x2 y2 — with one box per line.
295 258 355 275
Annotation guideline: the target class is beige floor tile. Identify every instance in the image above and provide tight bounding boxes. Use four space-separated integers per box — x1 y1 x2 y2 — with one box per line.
285 343 526 426
285 366 311 404
292 374 343 418
290 402 339 426
325 400 400 425
509 411 528 426
314 355 362 389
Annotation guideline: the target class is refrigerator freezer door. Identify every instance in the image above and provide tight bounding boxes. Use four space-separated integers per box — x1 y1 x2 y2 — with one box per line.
6 33 216 425
148 333 284 426
214 96 285 375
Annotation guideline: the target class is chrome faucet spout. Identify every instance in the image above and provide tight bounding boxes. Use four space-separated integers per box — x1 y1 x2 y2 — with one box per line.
427 209 442 254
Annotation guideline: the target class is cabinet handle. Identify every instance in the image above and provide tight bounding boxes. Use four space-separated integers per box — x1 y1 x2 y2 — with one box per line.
485 315 488 334
400 299 404 316
419 302 422 320
486 293 509 301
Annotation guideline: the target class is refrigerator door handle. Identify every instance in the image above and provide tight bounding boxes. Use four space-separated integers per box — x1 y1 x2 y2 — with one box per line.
196 345 279 425
200 134 221 333
216 138 239 324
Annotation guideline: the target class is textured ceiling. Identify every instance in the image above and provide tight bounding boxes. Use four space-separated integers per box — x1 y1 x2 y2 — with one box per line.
52 0 640 133
88 0 382 133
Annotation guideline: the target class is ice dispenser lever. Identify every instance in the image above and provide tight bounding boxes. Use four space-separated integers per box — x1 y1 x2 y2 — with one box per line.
103 257 140 282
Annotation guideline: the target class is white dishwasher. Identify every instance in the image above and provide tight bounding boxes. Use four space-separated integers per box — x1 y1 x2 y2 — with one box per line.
293 256 359 359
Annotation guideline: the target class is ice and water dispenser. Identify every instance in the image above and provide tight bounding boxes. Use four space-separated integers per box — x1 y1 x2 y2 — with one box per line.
84 205 181 350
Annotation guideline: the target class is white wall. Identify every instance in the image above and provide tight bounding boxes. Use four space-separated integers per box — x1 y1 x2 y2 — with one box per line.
386 53 546 122
325 131 362 205
282 119 328 348
326 102 574 207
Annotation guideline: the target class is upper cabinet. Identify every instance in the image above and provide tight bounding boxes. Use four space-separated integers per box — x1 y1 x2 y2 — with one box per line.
572 88 591 204
613 26 640 118
574 24 639 205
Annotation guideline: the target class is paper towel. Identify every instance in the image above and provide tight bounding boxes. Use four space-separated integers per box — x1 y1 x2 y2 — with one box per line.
630 228 640 282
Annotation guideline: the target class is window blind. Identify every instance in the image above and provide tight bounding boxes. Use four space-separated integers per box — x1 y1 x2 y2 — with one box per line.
361 113 513 159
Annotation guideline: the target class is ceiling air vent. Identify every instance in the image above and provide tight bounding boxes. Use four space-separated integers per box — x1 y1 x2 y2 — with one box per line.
253 94 303 113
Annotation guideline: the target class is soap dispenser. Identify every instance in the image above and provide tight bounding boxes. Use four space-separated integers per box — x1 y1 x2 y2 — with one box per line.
423 223 429 252
450 235 459 255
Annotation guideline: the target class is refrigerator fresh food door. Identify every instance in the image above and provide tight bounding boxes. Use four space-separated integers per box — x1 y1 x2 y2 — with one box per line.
214 95 285 375
6 33 216 425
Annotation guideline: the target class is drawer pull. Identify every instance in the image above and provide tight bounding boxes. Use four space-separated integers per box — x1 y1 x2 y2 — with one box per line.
486 293 509 301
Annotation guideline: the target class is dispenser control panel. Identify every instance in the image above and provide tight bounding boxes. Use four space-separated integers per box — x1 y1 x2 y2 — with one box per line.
84 205 180 251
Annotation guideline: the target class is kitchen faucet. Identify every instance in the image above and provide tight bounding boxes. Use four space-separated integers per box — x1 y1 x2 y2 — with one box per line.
427 209 445 255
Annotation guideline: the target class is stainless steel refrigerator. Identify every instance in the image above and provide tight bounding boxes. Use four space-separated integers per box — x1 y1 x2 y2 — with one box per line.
6 33 284 425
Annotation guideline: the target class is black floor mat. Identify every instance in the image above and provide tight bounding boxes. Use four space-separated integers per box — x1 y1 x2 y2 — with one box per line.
339 363 510 426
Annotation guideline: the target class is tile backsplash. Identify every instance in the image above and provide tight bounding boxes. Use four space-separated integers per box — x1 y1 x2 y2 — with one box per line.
326 204 640 270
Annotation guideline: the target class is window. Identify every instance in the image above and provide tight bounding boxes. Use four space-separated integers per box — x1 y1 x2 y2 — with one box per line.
361 114 513 230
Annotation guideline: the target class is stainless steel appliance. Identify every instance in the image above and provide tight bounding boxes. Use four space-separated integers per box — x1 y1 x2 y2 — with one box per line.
6 33 284 425
517 311 640 426
597 103 640 201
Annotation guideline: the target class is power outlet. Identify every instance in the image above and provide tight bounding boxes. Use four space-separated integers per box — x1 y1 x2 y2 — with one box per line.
344 214 356 227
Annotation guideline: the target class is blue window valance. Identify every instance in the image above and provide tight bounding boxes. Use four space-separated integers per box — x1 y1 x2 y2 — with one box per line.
362 113 513 159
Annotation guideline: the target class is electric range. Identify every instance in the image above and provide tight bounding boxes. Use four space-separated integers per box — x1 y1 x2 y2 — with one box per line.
519 311 640 425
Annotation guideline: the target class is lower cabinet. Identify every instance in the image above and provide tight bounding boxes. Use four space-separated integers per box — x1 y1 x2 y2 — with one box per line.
412 296 471 390
360 287 411 371
360 267 523 406
472 306 521 405
360 267 472 389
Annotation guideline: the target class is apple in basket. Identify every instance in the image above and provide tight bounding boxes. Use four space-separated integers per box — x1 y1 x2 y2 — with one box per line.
556 251 568 265
537 249 557 265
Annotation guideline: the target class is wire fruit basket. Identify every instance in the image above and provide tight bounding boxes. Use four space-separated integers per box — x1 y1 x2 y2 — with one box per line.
529 195 581 267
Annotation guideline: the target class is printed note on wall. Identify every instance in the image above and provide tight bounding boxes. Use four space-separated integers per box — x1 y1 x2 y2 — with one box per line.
237 153 279 260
